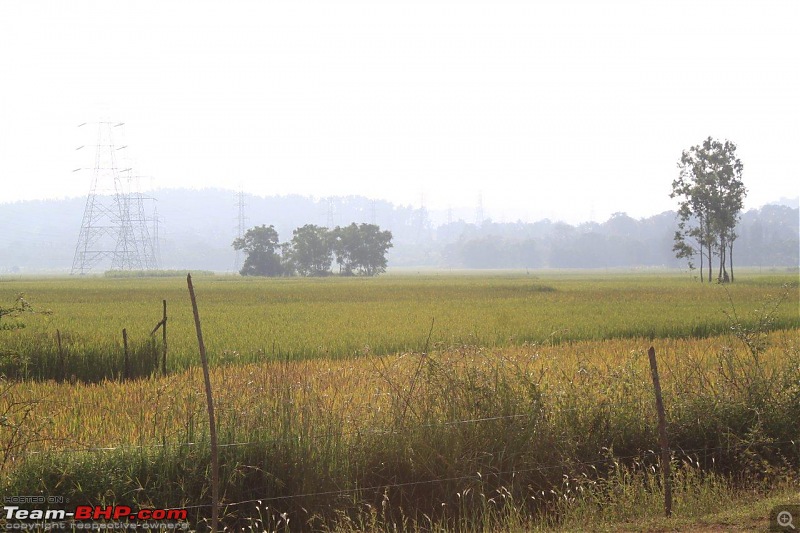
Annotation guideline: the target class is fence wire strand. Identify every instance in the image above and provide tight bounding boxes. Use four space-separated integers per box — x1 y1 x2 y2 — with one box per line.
165 437 799 512
8 406 795 513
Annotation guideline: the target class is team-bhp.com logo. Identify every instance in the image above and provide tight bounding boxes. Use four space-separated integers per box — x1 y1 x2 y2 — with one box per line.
74 506 186 521
3 502 188 529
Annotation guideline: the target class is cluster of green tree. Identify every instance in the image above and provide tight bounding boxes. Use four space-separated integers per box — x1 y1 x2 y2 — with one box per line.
232 223 393 277
671 137 747 282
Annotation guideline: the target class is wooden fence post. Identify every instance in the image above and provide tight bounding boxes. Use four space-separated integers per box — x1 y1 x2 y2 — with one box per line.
187 274 219 532
162 299 168 376
56 329 65 383
149 300 169 376
122 328 129 381
648 346 672 517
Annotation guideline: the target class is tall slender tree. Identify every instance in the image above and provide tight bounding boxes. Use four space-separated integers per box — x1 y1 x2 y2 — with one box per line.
671 137 746 282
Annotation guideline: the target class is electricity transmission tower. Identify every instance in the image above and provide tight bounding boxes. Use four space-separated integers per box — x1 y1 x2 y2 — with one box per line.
71 122 159 274
234 189 248 271
415 192 429 242
152 205 162 268
475 193 485 227
326 198 336 228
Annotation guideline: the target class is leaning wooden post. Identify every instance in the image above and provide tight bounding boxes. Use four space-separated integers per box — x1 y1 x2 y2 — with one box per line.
162 299 168 376
647 346 672 517
187 274 219 532
122 328 129 381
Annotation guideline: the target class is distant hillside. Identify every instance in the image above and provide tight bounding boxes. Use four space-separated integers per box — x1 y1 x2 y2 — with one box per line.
0 189 423 273
437 206 798 270
0 189 797 273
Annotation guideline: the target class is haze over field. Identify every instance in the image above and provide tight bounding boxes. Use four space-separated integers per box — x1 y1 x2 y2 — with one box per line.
1 1 798 225
0 190 797 273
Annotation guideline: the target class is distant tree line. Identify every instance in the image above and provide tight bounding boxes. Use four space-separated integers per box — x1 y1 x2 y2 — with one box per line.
437 205 798 271
1 189 796 273
232 223 393 277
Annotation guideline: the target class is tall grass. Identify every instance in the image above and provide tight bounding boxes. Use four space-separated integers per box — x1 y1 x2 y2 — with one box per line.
0 330 160 382
2 331 798 530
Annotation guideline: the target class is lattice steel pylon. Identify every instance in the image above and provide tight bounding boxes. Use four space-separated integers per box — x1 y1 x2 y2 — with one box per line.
233 189 248 271
326 198 336 228
71 122 159 274
475 193 484 226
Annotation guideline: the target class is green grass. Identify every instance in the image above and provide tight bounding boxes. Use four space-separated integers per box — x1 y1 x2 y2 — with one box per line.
0 271 797 382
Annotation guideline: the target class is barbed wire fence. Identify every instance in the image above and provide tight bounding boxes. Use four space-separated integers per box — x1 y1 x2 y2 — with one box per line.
10 403 798 512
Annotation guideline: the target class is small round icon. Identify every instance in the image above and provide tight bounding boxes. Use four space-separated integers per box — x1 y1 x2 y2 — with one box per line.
778 510 796 530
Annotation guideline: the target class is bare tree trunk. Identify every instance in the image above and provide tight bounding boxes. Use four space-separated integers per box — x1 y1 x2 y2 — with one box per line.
707 241 713 283
699 238 704 283
729 240 735 283
699 218 705 283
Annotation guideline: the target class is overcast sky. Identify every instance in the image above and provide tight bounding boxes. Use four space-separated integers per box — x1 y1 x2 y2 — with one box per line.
0 1 797 224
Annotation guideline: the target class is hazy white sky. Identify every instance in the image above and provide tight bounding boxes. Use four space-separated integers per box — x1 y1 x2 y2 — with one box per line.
0 1 797 224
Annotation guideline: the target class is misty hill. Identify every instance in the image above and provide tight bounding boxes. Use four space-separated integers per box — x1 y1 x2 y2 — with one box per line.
0 189 797 273
438 208 798 270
